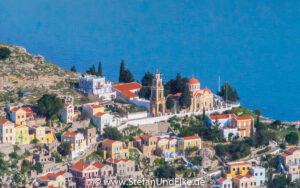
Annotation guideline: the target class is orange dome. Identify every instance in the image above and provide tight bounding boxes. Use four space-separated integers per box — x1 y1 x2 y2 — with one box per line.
188 78 200 84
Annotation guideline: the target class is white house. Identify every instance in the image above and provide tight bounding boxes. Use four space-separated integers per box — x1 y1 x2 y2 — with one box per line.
112 82 142 101
92 113 120 134
59 104 74 123
207 114 236 128
79 75 116 101
250 167 265 186
216 177 232 188
61 132 86 159
221 127 238 140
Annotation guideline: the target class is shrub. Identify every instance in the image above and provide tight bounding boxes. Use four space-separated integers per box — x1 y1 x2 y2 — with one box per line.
0 47 11 60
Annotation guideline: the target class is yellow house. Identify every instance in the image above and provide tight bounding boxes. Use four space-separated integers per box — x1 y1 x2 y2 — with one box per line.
156 137 178 155
82 103 104 117
177 135 201 155
9 107 36 126
233 174 258 188
280 148 300 175
226 162 252 179
28 125 54 144
38 171 66 188
101 139 129 160
15 125 30 145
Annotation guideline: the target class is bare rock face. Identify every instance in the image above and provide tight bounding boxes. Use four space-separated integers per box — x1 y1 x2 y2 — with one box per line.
199 148 215 159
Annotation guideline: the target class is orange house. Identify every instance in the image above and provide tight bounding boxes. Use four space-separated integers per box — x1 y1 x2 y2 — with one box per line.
231 116 254 137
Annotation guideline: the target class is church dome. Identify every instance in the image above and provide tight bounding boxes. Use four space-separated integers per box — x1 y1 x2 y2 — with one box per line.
188 78 200 85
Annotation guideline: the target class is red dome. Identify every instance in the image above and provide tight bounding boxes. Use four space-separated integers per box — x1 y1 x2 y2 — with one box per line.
188 78 200 84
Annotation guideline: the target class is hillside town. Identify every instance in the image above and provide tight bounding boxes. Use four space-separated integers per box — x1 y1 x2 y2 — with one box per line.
1 46 300 188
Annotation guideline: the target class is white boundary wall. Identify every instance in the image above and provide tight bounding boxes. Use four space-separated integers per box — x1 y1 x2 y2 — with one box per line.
118 104 240 130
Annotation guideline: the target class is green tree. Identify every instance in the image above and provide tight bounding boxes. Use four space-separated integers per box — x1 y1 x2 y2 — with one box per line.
21 159 32 173
174 73 183 93
86 64 96 75
179 84 191 109
0 47 11 60
141 71 154 86
215 144 228 156
217 82 240 101
269 175 290 188
31 162 43 173
59 142 72 156
254 109 261 125
166 97 175 110
70 65 77 72
139 71 154 99
271 120 281 129
119 60 134 83
155 164 176 179
38 94 64 121
97 61 103 77
285 132 299 145
119 60 125 82
12 171 26 186
103 127 122 140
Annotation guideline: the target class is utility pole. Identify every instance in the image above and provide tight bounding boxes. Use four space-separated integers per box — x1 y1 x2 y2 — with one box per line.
225 81 228 107
218 76 221 93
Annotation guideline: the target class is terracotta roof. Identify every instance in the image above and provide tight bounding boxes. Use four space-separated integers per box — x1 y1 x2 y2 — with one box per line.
46 171 65 178
91 105 103 109
201 88 212 94
113 82 142 98
10 107 19 112
281 153 290 157
93 162 106 169
181 135 200 140
11 107 36 115
103 139 116 144
217 177 227 182
94 112 105 117
140 133 152 139
113 82 142 91
64 104 73 107
38 176 49 181
157 137 177 142
210 114 236 120
22 107 36 115
235 116 253 120
0 119 12 125
229 162 251 167
188 78 200 84
288 148 297 153
106 158 128 163
292 120 300 124
71 161 89 171
63 132 78 136
244 174 252 178
234 175 243 179
168 93 182 97
119 90 138 98
133 136 141 141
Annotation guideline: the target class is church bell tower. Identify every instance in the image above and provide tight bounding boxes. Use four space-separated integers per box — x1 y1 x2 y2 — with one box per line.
150 72 166 116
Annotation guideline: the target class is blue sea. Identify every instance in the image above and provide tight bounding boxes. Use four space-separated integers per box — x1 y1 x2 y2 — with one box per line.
1 0 300 121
